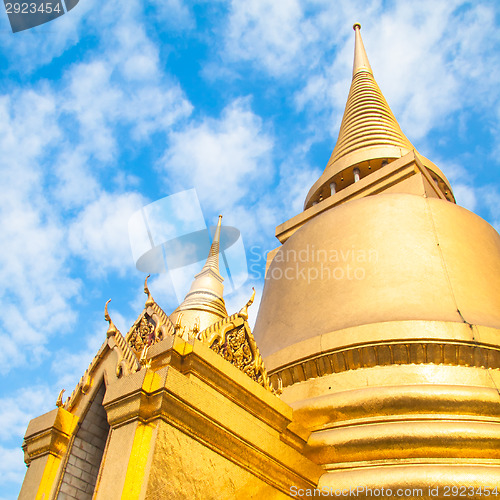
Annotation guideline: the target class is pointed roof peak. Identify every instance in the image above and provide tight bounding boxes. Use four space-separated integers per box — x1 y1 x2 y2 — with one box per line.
201 214 223 274
323 24 413 170
169 215 228 334
352 23 372 77
303 23 416 209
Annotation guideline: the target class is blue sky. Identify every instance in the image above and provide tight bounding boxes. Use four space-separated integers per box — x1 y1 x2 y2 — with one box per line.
1 0 500 497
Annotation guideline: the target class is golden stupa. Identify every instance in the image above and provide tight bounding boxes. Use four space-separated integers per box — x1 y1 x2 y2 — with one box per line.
18 25 500 500
255 23 500 496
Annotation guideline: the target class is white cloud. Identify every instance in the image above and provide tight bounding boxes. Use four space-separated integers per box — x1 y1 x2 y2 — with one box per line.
0 446 25 487
62 61 123 161
0 386 54 442
453 184 477 212
161 98 274 210
0 0 195 380
68 191 145 277
367 0 494 140
224 0 318 76
51 322 107 390
289 1 500 146
223 0 382 79
0 385 56 490
148 0 195 31
59 18 192 159
0 88 81 373
51 148 101 209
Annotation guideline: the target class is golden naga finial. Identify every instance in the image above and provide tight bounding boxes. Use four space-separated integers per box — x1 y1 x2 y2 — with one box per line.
144 274 154 308
104 299 118 338
238 287 256 320
56 389 65 408
274 376 283 396
193 316 200 335
174 312 183 331
81 372 92 395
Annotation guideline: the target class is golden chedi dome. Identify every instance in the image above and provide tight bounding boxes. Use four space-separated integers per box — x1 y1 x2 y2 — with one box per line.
253 24 500 495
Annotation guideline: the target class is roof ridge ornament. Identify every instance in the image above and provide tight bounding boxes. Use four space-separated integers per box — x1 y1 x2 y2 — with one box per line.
104 299 119 337
238 287 256 320
144 274 154 308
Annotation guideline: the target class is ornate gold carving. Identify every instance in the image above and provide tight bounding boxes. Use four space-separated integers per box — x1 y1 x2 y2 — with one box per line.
174 312 183 330
173 313 202 341
211 326 253 372
125 277 176 357
201 314 277 393
192 316 200 336
129 314 157 353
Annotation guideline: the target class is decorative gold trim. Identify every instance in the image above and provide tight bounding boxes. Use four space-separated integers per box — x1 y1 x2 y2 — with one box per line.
269 340 500 390
125 277 176 351
105 299 141 378
200 313 276 393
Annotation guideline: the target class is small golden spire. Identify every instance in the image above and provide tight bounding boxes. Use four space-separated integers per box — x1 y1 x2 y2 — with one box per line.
169 215 228 332
352 23 372 76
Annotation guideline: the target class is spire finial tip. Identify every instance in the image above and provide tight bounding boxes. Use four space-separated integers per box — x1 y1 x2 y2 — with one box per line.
353 23 361 31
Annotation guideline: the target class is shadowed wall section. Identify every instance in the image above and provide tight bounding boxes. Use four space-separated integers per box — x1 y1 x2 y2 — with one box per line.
57 384 109 499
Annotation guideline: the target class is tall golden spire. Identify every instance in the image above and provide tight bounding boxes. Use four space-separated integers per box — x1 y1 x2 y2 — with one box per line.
169 215 228 336
276 23 454 242
304 24 419 209
328 23 414 167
